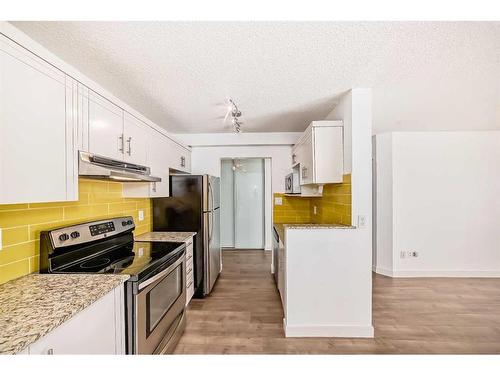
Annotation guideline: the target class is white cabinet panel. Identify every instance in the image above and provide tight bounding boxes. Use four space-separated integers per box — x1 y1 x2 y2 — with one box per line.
292 121 344 188
123 127 170 198
88 90 124 160
0 35 77 204
124 112 148 166
28 287 124 355
170 141 191 173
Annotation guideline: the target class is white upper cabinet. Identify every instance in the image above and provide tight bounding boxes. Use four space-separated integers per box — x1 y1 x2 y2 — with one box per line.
123 127 170 198
88 90 124 160
292 121 344 187
0 35 77 204
123 112 148 166
1 24 192 204
170 141 191 173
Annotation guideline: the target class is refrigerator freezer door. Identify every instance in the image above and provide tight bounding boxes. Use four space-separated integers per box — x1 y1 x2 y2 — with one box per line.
203 208 221 295
209 176 220 209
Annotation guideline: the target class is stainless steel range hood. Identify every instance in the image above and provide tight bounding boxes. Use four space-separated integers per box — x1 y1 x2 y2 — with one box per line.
78 151 161 182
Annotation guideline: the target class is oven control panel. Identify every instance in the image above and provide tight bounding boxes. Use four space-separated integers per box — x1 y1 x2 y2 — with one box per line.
90 221 115 236
49 216 135 248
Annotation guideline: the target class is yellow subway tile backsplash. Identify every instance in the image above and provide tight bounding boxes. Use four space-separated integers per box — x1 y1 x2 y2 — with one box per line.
2 226 29 247
0 179 153 285
0 207 64 227
273 174 352 226
0 259 30 285
0 241 38 265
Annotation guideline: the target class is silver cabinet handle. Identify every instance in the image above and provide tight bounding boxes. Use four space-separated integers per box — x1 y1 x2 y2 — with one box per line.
180 156 185 167
118 134 124 153
126 136 132 155
152 182 157 193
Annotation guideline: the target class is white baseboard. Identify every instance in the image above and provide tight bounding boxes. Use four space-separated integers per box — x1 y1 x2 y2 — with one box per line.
373 265 394 277
373 265 500 278
284 324 374 338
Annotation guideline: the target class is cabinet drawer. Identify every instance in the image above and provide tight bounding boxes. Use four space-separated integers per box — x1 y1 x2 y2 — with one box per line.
186 260 194 278
186 279 195 306
186 270 194 286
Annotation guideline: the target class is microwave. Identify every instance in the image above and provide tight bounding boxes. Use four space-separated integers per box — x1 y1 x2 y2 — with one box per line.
285 171 301 194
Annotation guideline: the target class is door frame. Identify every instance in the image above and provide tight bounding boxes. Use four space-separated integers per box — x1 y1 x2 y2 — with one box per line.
220 157 272 250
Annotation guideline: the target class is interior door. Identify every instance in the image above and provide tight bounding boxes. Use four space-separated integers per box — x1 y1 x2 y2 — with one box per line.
234 159 265 249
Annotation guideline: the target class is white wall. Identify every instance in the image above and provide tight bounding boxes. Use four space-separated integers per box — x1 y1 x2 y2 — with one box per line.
374 131 500 277
190 145 292 251
220 159 234 247
324 92 353 174
191 145 292 194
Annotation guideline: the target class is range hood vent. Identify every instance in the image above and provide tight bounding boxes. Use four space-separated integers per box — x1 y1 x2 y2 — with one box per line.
78 151 161 182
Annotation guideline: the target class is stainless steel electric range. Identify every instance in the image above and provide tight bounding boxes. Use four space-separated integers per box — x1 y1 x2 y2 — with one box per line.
39 216 186 354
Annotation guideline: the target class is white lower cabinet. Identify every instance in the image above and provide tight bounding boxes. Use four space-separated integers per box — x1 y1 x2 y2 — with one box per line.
28 286 125 355
185 236 195 306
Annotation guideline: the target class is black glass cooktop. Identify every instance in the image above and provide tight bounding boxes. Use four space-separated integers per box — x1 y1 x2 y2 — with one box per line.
57 241 184 280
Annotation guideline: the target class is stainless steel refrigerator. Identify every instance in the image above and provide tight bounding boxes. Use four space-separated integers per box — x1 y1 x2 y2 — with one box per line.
152 175 221 297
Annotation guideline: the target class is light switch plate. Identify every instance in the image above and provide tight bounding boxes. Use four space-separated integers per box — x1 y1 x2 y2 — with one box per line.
313 206 317 215
274 197 283 206
138 210 145 221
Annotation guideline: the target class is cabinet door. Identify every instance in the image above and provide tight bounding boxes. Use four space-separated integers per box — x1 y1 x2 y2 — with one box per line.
313 126 344 183
29 288 121 354
298 132 314 185
124 112 148 165
149 131 170 197
0 36 76 204
170 141 191 173
88 90 124 160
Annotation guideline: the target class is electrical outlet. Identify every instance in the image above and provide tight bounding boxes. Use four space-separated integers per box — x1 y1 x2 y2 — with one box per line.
357 215 367 228
274 197 283 206
138 210 145 221
313 206 317 215
403 250 419 258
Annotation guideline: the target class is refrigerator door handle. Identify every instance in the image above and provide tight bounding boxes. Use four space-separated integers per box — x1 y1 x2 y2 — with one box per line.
208 210 214 243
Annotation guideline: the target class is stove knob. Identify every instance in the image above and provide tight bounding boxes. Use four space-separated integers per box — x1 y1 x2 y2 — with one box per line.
127 220 133 225
59 233 69 241
122 221 128 226
70 231 80 239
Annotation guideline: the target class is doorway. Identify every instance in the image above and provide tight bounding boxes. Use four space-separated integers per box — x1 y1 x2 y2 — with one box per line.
220 158 266 249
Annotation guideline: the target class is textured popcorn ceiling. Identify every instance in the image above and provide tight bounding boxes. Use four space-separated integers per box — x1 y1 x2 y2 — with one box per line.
12 21 500 134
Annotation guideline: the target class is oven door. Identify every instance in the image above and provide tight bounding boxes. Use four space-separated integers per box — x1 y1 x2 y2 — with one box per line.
135 254 186 354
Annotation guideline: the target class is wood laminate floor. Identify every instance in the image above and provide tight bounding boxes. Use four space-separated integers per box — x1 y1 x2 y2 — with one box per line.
174 249 500 354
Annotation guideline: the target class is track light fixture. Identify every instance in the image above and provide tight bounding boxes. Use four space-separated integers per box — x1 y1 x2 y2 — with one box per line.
225 98 243 133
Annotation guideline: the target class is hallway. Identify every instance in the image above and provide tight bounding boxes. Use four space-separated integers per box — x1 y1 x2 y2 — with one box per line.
174 250 500 354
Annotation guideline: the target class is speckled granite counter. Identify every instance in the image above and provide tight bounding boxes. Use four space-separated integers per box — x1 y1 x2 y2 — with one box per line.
0 274 129 355
273 223 355 243
135 231 196 243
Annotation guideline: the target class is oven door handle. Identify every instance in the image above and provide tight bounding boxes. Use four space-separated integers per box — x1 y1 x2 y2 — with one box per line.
137 254 185 291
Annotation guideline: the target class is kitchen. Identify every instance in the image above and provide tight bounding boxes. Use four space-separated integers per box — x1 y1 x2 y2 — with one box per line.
1 14 500 372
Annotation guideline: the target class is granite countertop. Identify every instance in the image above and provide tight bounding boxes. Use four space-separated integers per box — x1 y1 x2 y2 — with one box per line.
135 231 196 243
0 274 129 355
273 223 355 243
